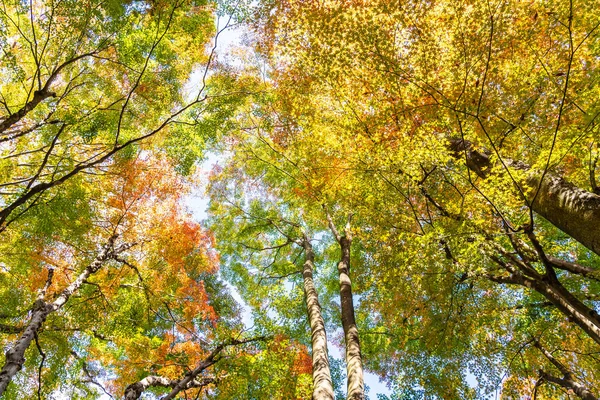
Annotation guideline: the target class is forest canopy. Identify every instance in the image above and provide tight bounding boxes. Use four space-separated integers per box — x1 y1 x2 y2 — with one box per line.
1 0 600 399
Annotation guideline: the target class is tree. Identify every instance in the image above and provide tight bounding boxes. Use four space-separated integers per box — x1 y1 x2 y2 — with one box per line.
0 150 253 398
0 0 218 231
215 0 600 396
0 1 268 397
205 96 375 398
5 0 600 398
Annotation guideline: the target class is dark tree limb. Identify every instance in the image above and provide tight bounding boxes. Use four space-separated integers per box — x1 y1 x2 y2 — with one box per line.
0 89 56 135
448 138 600 256
0 50 102 136
534 340 598 400
124 336 265 400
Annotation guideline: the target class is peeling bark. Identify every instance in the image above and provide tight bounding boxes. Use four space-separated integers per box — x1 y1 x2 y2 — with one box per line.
326 211 364 400
0 236 133 395
448 138 600 256
300 236 334 400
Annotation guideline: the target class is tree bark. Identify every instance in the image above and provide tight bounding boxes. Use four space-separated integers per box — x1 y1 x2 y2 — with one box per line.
534 340 598 400
0 236 132 395
124 376 214 400
156 337 263 400
490 267 600 346
448 138 600 256
526 278 600 346
326 212 364 400
539 371 598 400
300 236 334 400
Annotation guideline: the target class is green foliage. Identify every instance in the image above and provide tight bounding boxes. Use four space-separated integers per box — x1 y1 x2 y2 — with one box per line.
4 0 600 398
204 0 600 397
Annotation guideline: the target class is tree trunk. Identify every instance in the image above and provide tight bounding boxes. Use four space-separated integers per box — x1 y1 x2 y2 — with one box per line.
0 236 130 395
0 301 51 395
337 237 364 400
448 138 600 256
326 212 364 400
300 236 335 400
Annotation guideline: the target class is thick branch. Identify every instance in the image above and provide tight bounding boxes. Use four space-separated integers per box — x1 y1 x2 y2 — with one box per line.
124 376 214 400
449 138 600 256
547 256 600 280
534 340 597 400
160 337 265 400
495 270 600 345
538 371 597 400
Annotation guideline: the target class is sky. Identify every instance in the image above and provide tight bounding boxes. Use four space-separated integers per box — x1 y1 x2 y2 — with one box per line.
179 14 497 400
180 13 397 399
185 151 393 398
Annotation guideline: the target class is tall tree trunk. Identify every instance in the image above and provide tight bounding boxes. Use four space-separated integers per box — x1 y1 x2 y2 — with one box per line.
300 236 335 400
448 138 600 256
0 236 132 395
326 212 364 400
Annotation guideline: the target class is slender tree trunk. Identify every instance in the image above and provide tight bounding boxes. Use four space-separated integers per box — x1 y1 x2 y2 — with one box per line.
0 236 131 395
300 236 334 400
326 212 364 400
449 138 600 256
